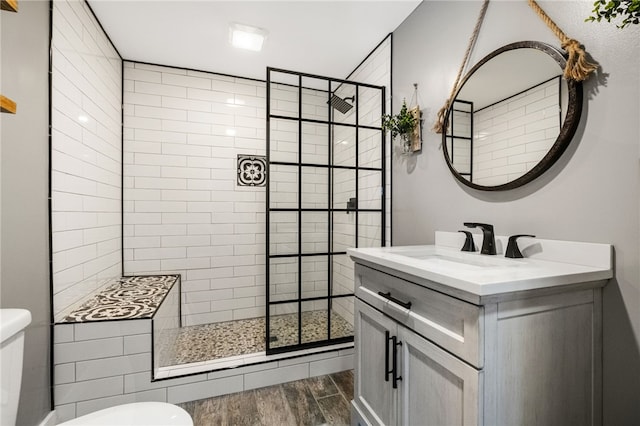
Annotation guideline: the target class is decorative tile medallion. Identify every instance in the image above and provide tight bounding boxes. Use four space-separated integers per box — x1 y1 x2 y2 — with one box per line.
59 275 179 323
237 154 266 187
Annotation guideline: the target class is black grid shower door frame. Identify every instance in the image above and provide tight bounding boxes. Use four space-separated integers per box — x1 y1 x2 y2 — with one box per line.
266 67 386 355
447 99 474 182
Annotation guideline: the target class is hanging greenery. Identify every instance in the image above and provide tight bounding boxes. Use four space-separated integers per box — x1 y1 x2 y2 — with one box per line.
381 100 417 140
586 0 640 28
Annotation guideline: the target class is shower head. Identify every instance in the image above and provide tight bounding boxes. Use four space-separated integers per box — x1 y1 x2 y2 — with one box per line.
328 94 354 114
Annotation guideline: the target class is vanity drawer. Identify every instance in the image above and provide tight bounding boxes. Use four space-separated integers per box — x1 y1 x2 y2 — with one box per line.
355 264 483 368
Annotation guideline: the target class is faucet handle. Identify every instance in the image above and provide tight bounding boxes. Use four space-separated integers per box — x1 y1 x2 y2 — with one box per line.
464 222 496 255
505 234 536 258
458 231 476 252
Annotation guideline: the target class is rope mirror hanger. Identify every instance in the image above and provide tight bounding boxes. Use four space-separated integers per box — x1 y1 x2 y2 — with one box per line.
432 0 598 134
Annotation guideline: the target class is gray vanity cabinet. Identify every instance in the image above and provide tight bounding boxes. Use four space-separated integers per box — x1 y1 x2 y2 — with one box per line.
398 326 480 426
353 298 480 426
354 299 397 426
352 262 604 426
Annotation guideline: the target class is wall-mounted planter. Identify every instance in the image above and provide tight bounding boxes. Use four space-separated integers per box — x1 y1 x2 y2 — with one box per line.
408 105 421 153
399 105 422 155
384 100 421 156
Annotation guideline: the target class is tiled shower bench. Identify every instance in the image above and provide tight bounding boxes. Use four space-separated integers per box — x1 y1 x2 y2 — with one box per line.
51 274 354 423
52 275 182 422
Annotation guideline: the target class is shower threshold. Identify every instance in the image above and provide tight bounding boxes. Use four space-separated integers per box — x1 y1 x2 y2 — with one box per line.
155 341 354 380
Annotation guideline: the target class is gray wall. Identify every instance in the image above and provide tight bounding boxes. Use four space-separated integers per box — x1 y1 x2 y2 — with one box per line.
1 1 52 425
392 1 640 423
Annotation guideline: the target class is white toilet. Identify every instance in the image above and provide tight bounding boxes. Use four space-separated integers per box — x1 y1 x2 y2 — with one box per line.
1 309 32 426
0 309 192 426
57 401 193 426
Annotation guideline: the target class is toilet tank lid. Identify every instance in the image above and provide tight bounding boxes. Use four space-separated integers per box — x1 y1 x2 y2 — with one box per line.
0 309 32 343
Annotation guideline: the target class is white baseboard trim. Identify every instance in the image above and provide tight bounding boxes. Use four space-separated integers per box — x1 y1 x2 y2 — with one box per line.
38 411 56 426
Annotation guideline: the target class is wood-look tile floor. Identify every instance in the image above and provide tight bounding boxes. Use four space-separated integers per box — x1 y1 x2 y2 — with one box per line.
178 370 354 426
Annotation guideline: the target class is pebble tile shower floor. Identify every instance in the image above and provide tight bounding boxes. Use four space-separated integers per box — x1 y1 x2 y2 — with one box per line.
160 310 354 365
178 370 353 425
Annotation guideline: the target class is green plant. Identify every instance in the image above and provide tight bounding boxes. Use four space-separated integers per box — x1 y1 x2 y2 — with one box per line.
381 100 417 139
586 0 640 28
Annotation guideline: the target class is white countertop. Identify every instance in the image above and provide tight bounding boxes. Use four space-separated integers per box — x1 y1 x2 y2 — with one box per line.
347 232 613 297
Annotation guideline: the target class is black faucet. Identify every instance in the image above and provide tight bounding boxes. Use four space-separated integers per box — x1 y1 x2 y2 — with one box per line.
505 234 536 258
463 222 496 255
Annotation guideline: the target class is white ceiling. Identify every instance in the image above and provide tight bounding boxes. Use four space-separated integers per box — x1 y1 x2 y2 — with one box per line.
88 0 421 81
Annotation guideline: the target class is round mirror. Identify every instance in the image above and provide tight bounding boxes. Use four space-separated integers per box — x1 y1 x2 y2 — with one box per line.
443 41 583 191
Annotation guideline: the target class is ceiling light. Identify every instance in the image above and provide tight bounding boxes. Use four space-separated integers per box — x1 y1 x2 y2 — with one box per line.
229 23 267 52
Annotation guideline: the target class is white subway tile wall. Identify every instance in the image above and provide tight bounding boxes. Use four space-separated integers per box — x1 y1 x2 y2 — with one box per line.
473 78 560 186
447 106 472 175
123 62 267 326
51 0 123 320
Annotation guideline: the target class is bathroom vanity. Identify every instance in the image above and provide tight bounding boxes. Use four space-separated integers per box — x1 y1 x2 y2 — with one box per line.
348 232 613 426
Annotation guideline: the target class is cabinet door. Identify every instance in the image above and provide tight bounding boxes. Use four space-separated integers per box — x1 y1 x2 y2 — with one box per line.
354 299 398 426
398 325 482 426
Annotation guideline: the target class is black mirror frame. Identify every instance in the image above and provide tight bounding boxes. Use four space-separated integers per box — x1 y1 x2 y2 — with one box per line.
442 41 583 191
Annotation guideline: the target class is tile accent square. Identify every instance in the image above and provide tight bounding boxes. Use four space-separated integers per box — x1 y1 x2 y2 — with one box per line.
237 155 266 187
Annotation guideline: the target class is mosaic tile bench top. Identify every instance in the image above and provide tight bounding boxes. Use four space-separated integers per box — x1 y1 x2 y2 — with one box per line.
59 275 179 323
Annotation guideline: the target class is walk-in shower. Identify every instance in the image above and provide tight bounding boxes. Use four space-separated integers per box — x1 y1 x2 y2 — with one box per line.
266 68 386 354
142 65 386 373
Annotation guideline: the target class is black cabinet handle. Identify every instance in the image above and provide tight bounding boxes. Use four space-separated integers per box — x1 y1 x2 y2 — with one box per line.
384 330 391 382
378 291 412 310
392 336 402 389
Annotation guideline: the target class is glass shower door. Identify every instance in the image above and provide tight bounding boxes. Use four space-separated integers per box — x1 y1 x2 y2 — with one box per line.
266 68 385 354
